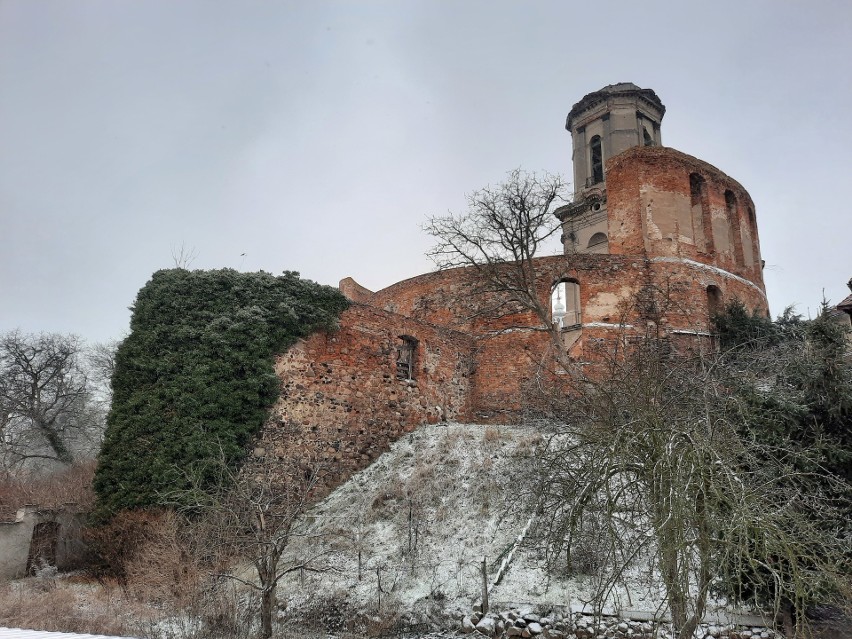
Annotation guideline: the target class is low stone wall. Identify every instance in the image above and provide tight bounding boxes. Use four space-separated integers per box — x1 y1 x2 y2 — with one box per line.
461 607 779 639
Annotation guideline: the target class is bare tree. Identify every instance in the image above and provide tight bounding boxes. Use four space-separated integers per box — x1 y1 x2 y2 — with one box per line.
170 241 198 269
84 340 119 435
424 168 567 329
0 331 100 471
172 458 336 639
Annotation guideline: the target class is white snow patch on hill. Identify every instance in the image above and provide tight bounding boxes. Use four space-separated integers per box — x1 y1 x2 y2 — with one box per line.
274 422 666 624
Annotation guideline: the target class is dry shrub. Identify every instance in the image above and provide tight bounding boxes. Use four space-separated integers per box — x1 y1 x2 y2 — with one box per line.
369 478 405 515
0 461 96 515
86 508 199 605
483 426 507 443
514 431 542 455
0 582 136 636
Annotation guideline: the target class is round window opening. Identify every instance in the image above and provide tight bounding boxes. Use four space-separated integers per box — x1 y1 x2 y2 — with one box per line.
592 203 601 212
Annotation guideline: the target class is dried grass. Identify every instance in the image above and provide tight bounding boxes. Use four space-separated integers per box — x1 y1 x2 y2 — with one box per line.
0 461 96 517
0 580 140 636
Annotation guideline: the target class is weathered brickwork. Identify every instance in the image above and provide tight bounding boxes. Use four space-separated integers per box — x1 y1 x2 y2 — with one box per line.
258 85 770 498
251 304 474 498
606 146 763 289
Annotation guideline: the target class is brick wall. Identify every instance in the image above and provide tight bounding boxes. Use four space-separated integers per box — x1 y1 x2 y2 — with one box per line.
607 146 764 289
250 303 474 499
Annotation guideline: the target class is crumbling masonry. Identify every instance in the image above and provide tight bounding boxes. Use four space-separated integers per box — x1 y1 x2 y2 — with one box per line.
250 83 769 499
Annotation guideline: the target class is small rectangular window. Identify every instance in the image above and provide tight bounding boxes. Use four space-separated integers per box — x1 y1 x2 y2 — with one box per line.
396 336 417 380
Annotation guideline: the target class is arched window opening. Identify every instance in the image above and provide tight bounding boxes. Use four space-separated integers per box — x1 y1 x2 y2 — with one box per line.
551 280 581 329
706 285 723 319
590 136 603 185
643 127 654 146
725 190 737 214
690 173 704 206
587 232 608 249
396 335 417 381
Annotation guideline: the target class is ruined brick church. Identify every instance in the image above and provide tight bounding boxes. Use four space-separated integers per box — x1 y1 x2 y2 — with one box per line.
250 83 769 495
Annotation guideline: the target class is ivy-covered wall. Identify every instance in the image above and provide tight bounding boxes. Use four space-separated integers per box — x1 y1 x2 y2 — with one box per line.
93 269 348 517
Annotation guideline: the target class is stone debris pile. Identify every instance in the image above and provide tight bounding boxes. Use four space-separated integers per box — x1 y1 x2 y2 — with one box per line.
459 608 779 639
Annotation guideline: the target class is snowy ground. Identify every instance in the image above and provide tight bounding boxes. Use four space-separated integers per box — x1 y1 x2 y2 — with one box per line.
273 422 674 626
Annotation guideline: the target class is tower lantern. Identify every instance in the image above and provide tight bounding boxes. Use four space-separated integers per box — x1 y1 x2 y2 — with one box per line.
557 83 666 255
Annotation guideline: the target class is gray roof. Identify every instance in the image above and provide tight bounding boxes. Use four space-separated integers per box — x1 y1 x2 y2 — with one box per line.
567 83 665 129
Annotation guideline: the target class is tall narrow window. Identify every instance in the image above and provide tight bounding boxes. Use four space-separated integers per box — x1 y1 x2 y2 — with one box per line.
590 136 603 185
395 336 417 380
748 206 760 265
706 285 723 318
690 173 711 253
551 280 581 329
725 190 744 266
643 127 654 146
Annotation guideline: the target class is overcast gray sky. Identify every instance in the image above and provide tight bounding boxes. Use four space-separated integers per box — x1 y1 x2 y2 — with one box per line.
2 0 850 344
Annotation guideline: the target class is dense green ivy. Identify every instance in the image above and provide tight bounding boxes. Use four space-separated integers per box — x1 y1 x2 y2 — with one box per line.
93 269 348 517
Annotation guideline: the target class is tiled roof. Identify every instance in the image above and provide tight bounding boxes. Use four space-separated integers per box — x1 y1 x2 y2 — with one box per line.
837 293 852 313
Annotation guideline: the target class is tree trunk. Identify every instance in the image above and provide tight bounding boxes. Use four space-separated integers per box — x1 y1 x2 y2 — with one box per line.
261 585 275 639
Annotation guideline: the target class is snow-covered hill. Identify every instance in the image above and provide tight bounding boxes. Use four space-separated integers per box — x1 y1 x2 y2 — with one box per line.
274 422 667 628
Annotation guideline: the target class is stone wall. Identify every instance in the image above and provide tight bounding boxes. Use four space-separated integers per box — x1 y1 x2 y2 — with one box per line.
251 303 475 499
340 251 767 420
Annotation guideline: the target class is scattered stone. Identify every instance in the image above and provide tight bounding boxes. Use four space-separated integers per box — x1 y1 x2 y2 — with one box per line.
528 622 543 635
461 617 476 634
540 617 552 627
475 616 496 636
521 629 531 639
524 614 541 624
507 626 523 637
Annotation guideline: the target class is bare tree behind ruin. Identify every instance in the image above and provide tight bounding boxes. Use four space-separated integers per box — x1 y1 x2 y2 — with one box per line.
0 331 104 472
